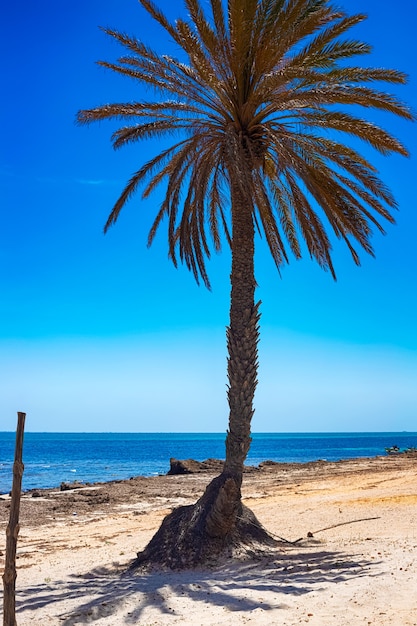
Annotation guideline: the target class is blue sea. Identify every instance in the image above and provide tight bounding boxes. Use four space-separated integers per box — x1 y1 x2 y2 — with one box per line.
1 431 417 495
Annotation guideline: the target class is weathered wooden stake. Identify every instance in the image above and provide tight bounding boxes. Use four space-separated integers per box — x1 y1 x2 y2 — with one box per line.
2 412 26 626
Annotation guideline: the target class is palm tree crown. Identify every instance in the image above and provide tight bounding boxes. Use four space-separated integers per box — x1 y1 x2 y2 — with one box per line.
78 0 412 288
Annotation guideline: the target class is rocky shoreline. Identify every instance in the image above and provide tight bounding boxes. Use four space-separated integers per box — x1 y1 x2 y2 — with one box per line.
1 453 416 529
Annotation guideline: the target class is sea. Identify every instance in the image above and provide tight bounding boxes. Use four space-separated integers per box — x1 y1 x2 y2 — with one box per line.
1 431 417 495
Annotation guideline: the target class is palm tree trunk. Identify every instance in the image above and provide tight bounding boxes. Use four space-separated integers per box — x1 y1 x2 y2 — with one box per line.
201 190 261 541
132 191 270 570
224 192 260 480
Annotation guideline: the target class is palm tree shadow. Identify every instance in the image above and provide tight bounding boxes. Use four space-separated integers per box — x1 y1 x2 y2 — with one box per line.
16 546 382 624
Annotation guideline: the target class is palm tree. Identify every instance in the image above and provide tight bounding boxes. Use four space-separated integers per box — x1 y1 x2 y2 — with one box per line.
78 0 413 568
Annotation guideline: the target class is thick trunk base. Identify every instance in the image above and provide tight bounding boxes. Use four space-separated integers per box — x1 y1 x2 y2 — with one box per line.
130 473 277 571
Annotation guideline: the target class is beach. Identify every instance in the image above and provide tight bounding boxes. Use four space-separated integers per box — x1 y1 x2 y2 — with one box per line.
1 454 416 625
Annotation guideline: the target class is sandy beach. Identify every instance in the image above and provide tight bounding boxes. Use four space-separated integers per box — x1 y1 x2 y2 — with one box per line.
1 454 417 625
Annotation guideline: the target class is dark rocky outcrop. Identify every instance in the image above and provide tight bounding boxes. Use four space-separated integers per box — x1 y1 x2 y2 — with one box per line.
60 481 85 491
167 458 224 475
167 458 260 475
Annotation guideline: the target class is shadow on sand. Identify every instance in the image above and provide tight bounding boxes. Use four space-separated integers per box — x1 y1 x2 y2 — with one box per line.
16 545 382 624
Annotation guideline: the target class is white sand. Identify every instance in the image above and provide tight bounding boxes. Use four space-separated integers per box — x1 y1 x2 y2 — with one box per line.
1 458 417 625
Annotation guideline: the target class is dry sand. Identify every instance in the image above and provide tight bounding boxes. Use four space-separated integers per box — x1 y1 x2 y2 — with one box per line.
1 454 417 625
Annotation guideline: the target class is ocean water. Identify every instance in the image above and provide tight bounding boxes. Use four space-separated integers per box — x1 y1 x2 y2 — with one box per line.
1 431 416 494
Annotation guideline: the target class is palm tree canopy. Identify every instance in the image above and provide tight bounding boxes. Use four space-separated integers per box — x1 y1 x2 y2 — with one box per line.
78 0 413 287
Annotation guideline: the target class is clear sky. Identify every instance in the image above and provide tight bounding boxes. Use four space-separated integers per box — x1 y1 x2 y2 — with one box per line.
1 0 416 433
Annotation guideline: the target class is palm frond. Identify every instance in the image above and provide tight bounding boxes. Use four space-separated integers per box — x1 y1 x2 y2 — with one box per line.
78 0 414 285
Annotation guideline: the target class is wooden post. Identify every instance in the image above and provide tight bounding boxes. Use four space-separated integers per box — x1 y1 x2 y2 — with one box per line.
2 412 26 626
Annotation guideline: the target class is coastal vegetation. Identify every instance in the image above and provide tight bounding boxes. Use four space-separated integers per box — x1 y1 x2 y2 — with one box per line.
78 0 413 569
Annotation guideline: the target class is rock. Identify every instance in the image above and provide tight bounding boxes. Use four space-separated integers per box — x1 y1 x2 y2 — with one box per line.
168 458 225 475
60 481 84 491
167 458 260 475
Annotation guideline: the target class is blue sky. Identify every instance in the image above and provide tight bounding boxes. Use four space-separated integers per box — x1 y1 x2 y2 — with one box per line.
0 0 416 433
